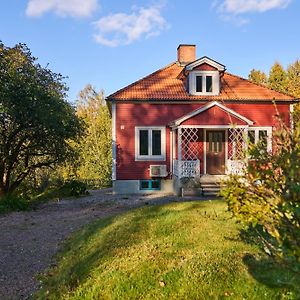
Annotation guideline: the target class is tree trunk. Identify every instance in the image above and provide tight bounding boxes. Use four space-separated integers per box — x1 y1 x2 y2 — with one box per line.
0 184 8 198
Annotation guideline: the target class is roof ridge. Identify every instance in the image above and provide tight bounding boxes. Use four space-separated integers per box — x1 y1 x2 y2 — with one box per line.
225 72 296 99
107 62 178 99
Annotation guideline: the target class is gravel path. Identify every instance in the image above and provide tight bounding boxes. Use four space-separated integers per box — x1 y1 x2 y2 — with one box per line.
0 189 183 300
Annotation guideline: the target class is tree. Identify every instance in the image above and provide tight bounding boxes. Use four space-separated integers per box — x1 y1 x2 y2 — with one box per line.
248 69 267 85
221 113 300 264
71 84 112 187
0 42 82 197
268 62 288 93
287 60 300 98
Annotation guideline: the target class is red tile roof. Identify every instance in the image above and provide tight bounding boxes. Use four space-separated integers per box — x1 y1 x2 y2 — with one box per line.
107 62 296 101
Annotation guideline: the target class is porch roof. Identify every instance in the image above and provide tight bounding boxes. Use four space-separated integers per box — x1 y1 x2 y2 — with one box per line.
169 101 254 128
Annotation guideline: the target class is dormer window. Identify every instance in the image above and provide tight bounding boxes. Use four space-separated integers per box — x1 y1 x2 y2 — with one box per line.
189 71 220 96
185 56 225 96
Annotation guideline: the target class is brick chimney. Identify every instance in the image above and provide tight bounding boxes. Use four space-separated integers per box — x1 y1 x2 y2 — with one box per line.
177 44 196 65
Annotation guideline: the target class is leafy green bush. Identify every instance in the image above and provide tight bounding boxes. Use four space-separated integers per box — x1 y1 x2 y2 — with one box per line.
59 180 88 197
0 194 29 213
221 112 300 267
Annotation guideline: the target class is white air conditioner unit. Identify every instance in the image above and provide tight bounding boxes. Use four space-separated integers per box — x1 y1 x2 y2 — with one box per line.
149 165 168 177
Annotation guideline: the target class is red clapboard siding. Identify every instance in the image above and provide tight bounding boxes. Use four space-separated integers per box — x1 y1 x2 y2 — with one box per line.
182 105 247 126
115 102 291 180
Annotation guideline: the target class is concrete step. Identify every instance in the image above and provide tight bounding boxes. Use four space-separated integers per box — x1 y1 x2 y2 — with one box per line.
203 191 221 197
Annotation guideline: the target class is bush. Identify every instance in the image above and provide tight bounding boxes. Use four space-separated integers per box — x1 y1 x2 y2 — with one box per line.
59 180 88 197
221 112 300 266
0 194 29 213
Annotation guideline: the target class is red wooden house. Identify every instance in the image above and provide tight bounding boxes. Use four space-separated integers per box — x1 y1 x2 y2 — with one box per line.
107 44 297 195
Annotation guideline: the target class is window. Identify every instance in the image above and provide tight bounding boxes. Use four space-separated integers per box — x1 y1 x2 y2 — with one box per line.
196 76 203 92
247 127 272 152
140 180 161 190
206 76 213 92
135 127 166 160
208 131 223 152
189 71 220 96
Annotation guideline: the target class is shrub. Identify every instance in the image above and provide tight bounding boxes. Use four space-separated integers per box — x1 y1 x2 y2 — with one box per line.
0 194 29 213
59 180 88 197
221 112 300 266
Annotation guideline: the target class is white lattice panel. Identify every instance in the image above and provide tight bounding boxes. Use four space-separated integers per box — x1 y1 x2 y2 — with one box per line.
228 128 247 160
180 128 200 161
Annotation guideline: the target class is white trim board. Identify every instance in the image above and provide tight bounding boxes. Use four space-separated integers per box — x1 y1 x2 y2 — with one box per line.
185 56 225 72
169 101 254 128
135 126 166 161
204 129 227 175
112 103 117 181
179 125 249 129
189 71 220 96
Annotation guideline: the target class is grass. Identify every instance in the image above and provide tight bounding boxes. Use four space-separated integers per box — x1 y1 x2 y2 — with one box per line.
36 200 299 299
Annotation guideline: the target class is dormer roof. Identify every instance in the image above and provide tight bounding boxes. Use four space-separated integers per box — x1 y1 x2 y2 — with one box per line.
185 56 226 72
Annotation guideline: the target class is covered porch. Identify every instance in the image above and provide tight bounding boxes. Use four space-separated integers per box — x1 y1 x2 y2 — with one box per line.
169 101 255 180
171 126 248 179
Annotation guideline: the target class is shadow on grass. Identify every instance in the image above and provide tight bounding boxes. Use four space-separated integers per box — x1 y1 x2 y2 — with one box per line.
239 227 300 295
243 254 300 293
40 202 201 297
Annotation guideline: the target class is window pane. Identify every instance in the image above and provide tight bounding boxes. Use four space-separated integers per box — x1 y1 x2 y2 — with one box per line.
259 130 268 149
139 130 148 155
151 180 160 189
196 76 203 92
248 130 255 144
218 132 222 152
214 132 218 152
140 181 149 189
209 132 213 152
152 130 161 155
206 76 213 92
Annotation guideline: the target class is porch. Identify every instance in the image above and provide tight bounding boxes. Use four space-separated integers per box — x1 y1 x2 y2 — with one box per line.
171 126 248 179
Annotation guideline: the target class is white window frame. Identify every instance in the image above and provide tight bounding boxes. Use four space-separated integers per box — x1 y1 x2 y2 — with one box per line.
189 71 220 96
135 127 166 161
248 127 272 152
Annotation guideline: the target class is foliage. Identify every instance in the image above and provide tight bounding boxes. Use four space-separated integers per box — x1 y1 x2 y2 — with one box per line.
0 193 29 213
248 69 267 85
35 201 299 299
221 113 300 266
62 84 112 188
0 42 82 198
287 60 300 98
248 60 300 99
59 180 88 197
268 62 288 93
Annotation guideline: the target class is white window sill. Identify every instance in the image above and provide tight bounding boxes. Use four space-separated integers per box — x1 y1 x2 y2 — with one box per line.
135 156 165 161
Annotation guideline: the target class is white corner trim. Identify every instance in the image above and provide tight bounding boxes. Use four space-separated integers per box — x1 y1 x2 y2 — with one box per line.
290 104 294 130
112 103 117 181
170 101 254 127
170 131 173 176
135 126 166 161
185 57 225 71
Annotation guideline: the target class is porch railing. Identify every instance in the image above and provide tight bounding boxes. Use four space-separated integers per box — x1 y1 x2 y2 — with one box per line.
173 159 200 178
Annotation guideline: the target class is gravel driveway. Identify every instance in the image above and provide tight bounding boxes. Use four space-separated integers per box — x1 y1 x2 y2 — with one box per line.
0 189 182 300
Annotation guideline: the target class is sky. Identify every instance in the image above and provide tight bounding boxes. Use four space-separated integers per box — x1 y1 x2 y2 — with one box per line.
0 0 299 102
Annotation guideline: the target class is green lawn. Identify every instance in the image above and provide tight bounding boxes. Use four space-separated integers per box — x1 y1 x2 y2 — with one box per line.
36 200 299 299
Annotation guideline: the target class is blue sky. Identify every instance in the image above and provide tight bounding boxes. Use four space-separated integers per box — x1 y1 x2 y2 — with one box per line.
1 0 299 102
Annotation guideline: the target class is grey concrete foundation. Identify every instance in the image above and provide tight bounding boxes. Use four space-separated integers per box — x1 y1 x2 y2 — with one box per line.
113 179 174 194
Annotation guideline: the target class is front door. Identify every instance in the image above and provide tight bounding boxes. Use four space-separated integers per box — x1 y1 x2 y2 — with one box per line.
206 130 225 174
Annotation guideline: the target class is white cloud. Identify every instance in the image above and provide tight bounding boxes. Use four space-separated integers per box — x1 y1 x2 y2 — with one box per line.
217 0 292 14
213 0 292 25
26 0 98 17
93 6 169 47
